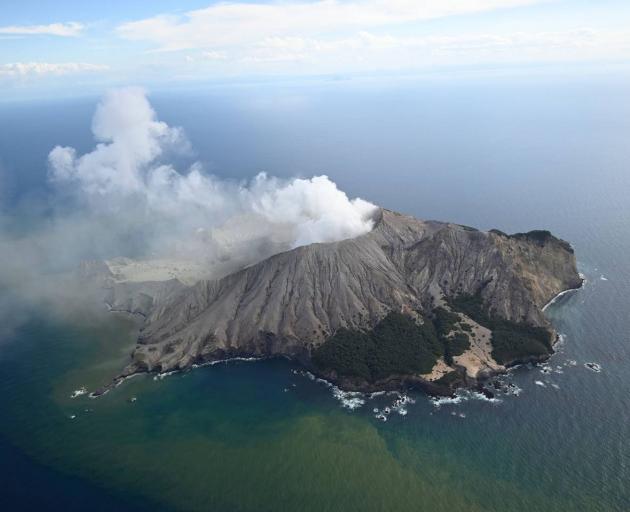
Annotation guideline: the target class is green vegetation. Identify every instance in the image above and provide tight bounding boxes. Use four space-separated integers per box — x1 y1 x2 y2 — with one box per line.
432 307 471 364
313 308 476 382
448 293 552 364
510 229 553 245
435 371 461 387
448 293 487 322
313 312 443 382
313 292 552 382
491 228 573 253
432 307 459 337
448 333 470 358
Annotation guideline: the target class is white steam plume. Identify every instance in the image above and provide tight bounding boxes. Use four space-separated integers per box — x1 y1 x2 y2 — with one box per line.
0 87 377 340
47 87 377 278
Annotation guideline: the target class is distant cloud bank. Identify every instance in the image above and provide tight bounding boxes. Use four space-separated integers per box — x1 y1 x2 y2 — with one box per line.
117 0 547 51
0 62 109 78
0 22 84 37
2 1 630 95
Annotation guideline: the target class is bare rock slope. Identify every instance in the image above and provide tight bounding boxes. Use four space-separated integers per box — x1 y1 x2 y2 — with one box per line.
115 209 580 392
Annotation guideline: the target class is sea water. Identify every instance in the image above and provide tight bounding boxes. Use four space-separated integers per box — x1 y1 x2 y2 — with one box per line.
1 78 629 511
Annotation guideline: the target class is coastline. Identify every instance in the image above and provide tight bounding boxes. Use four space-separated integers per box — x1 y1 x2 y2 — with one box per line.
91 354 480 399
542 275 585 312
90 323 572 399
91 276 583 400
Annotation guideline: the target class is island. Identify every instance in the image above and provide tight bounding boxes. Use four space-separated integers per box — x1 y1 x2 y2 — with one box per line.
83 208 582 396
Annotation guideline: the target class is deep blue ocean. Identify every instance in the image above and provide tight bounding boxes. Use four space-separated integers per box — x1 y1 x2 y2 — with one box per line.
1 77 629 511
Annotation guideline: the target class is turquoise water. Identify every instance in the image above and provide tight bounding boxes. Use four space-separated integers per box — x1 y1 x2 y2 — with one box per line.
0 265 628 511
1 80 630 510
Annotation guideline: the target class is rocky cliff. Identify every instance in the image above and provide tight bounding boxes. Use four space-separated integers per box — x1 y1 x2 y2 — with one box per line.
103 208 580 393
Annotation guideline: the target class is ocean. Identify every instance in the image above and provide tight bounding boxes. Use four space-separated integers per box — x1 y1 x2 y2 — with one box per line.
1 77 629 511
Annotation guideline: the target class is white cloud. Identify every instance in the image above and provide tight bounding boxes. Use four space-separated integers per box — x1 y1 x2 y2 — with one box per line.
0 22 84 37
201 50 228 60
250 28 618 60
48 88 377 269
353 28 605 52
114 1 630 75
233 27 630 69
117 0 548 51
186 50 229 63
0 62 109 78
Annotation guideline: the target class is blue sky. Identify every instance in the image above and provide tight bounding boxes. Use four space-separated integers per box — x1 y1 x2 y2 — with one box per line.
2 0 630 100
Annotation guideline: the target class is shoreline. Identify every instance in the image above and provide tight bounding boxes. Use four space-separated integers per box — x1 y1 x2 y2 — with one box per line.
542 276 585 312
91 356 473 399
89 355 266 398
89 326 567 399
92 278 583 399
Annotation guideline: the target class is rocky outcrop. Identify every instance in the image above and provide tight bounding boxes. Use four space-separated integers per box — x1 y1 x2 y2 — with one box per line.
112 208 580 392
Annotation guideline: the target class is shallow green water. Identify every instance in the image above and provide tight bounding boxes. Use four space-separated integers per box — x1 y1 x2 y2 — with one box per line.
1 265 628 511
2 83 630 511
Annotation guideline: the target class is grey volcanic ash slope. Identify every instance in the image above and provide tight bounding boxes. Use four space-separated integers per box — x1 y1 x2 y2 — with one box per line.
118 209 580 390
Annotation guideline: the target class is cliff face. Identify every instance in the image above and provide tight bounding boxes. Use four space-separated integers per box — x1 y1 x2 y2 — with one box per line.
119 209 580 389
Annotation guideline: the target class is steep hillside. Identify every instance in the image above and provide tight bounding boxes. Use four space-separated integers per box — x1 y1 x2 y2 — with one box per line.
98 209 580 394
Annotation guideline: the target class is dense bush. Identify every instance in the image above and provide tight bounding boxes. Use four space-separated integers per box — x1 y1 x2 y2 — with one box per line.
312 291 553 381
435 370 461 387
448 293 552 364
448 293 488 324
433 307 459 337
432 307 470 364
312 328 372 380
510 230 573 253
449 332 471 357
491 329 551 364
313 311 443 382
458 224 479 232
313 308 480 381
510 230 553 245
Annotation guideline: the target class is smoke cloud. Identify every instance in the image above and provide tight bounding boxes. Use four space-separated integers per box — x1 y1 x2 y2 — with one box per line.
47 87 376 273
0 88 377 338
